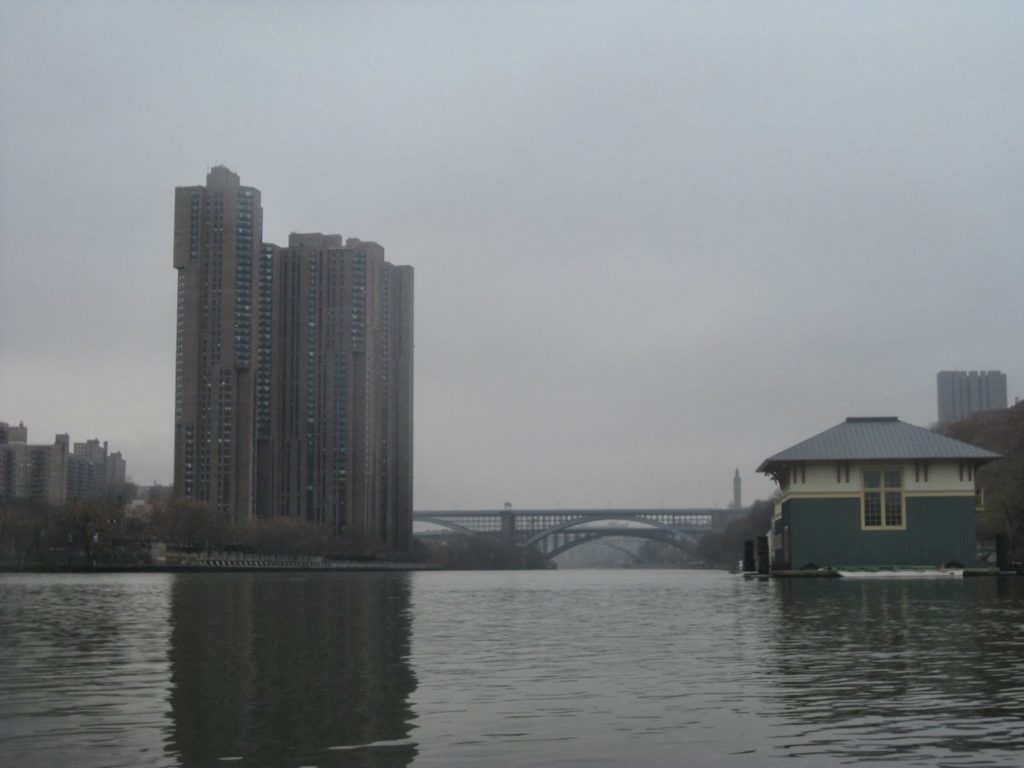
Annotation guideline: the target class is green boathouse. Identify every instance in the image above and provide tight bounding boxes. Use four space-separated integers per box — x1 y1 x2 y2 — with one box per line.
758 417 1000 569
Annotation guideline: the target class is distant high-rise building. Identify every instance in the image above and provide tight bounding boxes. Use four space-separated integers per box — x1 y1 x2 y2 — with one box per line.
1 422 127 505
107 451 126 488
0 421 27 444
732 468 742 509
937 371 1008 423
173 171 413 553
67 438 128 501
69 438 107 501
0 424 68 506
258 233 413 549
173 166 263 520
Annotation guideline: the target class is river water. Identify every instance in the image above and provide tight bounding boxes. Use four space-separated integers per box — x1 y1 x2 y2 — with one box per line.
1 570 1023 767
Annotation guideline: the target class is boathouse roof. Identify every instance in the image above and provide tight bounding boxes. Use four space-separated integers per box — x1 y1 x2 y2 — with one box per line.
757 417 1001 474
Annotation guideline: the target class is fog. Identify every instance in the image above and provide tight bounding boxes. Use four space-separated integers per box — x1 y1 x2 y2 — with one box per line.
1 1 1021 508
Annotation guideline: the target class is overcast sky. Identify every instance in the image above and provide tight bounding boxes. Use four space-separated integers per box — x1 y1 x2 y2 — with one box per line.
1 1 1021 509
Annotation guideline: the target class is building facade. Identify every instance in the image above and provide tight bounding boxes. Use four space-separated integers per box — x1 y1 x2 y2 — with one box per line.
67 438 127 502
0 423 69 506
759 417 999 569
173 167 263 521
257 233 413 550
173 171 414 553
937 370 1008 424
1 422 129 506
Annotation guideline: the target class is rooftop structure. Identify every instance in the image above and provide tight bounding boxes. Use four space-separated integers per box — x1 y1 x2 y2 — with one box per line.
758 417 1000 475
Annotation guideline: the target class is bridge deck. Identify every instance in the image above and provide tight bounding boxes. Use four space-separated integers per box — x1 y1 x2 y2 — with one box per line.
414 508 736 534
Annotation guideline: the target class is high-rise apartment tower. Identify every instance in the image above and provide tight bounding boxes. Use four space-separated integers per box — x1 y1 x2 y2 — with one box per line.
173 167 262 520
936 370 1008 424
257 233 413 550
173 170 413 552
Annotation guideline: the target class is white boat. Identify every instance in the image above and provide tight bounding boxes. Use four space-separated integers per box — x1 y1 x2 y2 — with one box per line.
837 568 963 579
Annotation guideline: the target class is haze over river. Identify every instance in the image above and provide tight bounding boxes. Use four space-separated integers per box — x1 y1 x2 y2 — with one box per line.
1 570 1023 767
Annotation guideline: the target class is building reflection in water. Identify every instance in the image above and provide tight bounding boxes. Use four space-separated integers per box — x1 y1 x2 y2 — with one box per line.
165 572 417 767
763 577 1024 763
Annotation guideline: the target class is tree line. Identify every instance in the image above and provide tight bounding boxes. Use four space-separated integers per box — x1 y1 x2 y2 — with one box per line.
0 499 401 568
0 498 556 570
937 402 1024 560
635 499 775 568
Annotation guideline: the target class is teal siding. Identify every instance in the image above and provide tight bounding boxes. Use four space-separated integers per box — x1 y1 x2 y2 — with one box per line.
781 496 976 568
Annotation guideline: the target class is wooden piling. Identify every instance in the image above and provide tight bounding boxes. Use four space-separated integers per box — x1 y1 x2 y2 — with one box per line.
743 540 755 572
756 535 770 575
996 534 1010 572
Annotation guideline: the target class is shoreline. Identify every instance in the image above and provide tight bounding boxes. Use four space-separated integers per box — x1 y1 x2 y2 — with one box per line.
0 561 441 574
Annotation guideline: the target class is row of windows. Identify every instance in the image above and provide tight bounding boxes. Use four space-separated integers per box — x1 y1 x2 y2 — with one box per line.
784 465 972 531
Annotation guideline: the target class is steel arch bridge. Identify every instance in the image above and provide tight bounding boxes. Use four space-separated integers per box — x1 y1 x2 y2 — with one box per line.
413 507 743 559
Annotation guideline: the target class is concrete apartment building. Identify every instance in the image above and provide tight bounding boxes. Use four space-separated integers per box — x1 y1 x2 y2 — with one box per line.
0 424 67 506
173 166 262 520
68 438 127 502
257 234 413 550
1 422 129 506
937 371 1008 424
174 170 414 552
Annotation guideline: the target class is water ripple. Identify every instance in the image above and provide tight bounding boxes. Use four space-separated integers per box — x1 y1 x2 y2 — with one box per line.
0 574 176 768
407 570 1024 767
3 570 1024 767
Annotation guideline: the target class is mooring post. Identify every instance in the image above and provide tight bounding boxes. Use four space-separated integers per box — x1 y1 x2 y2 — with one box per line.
743 540 755 572
996 534 1010 572
756 535 770 575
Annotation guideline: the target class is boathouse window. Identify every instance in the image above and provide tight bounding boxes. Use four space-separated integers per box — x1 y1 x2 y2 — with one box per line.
862 469 904 529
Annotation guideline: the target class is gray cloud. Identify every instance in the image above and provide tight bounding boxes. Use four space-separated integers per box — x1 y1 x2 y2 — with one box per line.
2 1 1021 508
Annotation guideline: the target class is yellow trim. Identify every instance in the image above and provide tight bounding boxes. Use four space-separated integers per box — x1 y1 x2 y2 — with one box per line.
780 490 975 502
903 490 976 498
779 491 861 502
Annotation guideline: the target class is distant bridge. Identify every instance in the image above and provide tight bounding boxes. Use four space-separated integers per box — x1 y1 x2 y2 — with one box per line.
413 508 744 559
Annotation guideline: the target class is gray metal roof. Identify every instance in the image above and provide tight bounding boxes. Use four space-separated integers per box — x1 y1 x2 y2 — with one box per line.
757 417 1001 472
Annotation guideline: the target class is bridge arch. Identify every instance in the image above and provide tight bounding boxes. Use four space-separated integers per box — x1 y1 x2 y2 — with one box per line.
525 514 699 550
413 507 728 563
412 515 478 537
543 528 698 560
